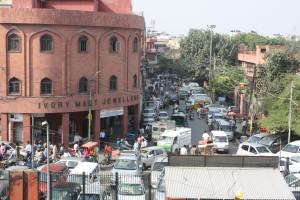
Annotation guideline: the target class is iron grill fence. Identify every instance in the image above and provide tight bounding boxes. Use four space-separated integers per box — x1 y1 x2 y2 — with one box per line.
38 171 164 200
0 170 9 199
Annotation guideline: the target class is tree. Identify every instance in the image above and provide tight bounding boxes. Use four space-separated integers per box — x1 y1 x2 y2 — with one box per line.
180 29 237 82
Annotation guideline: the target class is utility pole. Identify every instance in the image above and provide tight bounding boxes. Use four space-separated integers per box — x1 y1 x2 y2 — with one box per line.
288 81 294 144
88 85 92 141
31 115 34 169
248 65 257 136
207 25 216 102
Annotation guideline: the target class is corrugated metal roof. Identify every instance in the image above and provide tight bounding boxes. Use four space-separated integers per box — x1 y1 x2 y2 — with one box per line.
165 167 295 200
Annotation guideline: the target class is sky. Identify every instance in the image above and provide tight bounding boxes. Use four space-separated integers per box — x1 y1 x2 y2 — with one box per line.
132 0 300 37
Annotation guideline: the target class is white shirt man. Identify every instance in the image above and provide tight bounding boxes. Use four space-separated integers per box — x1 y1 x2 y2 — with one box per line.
180 146 188 155
100 130 106 140
202 133 210 141
25 142 32 153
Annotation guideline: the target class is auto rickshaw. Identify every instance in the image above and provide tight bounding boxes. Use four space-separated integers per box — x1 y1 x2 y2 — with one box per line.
81 141 98 163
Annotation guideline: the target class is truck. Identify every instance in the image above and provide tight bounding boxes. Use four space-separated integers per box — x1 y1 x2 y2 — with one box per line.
157 127 192 152
151 120 176 143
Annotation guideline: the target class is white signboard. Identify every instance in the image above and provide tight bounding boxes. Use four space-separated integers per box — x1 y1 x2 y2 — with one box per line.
100 108 124 118
0 0 12 7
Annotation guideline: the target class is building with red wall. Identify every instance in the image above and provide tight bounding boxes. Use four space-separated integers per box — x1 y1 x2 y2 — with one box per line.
0 0 144 147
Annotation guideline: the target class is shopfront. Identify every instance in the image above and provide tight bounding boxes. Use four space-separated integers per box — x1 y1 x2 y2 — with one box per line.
100 108 124 141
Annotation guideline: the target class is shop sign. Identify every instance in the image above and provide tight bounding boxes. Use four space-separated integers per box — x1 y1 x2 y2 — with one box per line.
8 113 23 122
100 108 124 118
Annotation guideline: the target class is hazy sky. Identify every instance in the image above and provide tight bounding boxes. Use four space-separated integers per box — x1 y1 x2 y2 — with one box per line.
132 0 300 36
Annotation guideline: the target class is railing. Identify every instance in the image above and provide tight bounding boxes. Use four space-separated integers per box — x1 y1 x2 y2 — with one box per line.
38 171 164 200
0 170 9 199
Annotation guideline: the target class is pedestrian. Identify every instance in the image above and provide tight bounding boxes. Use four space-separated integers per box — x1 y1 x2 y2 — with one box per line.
242 118 247 135
190 145 197 155
180 145 188 155
25 141 32 159
52 144 58 161
141 137 147 148
104 143 112 162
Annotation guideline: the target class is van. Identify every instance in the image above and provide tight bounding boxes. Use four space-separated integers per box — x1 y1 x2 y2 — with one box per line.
157 127 191 152
151 120 176 143
212 119 234 141
68 162 100 184
211 130 229 153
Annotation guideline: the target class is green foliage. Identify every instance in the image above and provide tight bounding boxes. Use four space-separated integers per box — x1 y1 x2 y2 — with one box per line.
180 29 237 81
232 32 287 50
158 56 190 77
259 75 300 134
212 66 244 97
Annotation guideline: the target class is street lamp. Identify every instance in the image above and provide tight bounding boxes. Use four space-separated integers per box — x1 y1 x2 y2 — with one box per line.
207 25 216 102
41 121 50 200
88 71 101 141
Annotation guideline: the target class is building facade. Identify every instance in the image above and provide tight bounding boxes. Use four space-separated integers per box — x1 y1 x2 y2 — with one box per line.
0 0 144 147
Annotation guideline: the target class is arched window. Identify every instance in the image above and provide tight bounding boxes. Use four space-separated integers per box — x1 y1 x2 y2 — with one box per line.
133 37 139 53
109 76 117 91
40 34 53 52
7 34 20 52
110 36 120 53
79 77 88 93
78 36 88 52
8 77 20 94
41 78 52 95
133 74 137 88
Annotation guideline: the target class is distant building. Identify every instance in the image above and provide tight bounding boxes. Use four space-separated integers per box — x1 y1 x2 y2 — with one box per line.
0 0 144 147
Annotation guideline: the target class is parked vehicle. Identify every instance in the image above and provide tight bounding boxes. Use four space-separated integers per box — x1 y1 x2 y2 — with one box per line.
212 119 234 141
158 111 169 121
143 108 156 118
51 182 81 200
236 142 274 156
157 127 192 152
247 133 268 143
151 156 168 189
140 147 166 170
55 157 86 170
285 173 300 199
211 130 229 153
277 140 300 158
117 178 146 200
77 182 109 200
38 163 70 197
259 133 290 153
151 120 176 143
68 162 100 184
280 156 300 174
111 151 143 184
178 88 189 100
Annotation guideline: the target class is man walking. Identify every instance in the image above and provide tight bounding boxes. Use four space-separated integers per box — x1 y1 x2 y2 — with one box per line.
99 129 106 151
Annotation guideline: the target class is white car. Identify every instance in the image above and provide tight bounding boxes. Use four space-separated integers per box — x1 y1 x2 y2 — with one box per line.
77 182 109 200
55 157 86 171
118 178 146 200
140 147 166 170
280 156 300 174
151 156 168 188
211 130 229 153
158 111 169 121
277 140 300 158
285 173 300 198
236 142 274 156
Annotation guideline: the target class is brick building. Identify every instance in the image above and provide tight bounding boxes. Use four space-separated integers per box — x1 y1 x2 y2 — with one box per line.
0 0 144 147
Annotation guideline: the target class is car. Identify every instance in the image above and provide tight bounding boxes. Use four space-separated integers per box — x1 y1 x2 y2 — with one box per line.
169 95 179 105
143 115 155 126
285 173 300 199
117 178 146 200
189 94 211 106
0 171 9 200
158 111 169 121
143 108 156 118
277 140 300 158
178 88 189 100
153 176 166 200
111 151 143 184
68 162 100 184
151 156 168 188
190 87 204 95
236 142 274 156
77 182 110 200
211 130 229 153
280 156 300 174
38 163 70 197
55 157 86 170
247 133 268 143
211 119 234 141
258 133 291 153
140 147 166 170
52 182 81 200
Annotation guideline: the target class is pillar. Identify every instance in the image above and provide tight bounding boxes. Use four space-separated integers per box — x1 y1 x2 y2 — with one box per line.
10 171 24 200
93 110 100 141
24 171 39 200
23 113 31 144
1 113 8 141
62 113 70 148
122 106 128 138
